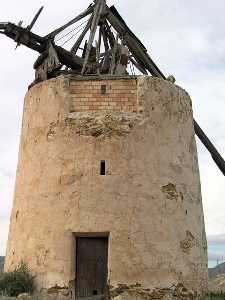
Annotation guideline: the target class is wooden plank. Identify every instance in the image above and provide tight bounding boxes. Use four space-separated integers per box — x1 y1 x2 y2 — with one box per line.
45 5 94 38
106 7 166 78
0 22 8 31
110 34 119 75
75 237 108 298
115 44 129 75
101 25 109 52
98 26 102 54
95 27 102 75
194 120 225 176
27 6 44 31
129 56 148 74
15 7 44 49
104 21 115 49
81 0 106 74
2 22 46 52
55 45 87 70
95 40 100 75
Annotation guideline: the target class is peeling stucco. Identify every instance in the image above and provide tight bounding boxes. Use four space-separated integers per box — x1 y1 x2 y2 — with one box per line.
5 75 208 295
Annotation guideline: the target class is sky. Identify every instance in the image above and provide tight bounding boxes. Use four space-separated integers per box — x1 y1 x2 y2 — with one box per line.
0 0 224 268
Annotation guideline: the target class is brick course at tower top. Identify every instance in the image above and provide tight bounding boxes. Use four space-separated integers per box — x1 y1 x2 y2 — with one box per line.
69 78 137 113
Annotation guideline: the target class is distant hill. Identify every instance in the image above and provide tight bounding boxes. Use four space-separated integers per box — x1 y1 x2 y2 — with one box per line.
0 256 4 272
209 262 225 279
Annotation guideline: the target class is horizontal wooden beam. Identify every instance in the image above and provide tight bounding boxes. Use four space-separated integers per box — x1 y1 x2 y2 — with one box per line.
1 22 46 52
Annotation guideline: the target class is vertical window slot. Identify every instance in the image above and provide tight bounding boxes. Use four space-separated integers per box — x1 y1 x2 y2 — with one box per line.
100 160 106 175
101 85 107 95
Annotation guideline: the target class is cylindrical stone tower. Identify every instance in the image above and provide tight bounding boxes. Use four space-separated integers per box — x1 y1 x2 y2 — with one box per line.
5 75 208 298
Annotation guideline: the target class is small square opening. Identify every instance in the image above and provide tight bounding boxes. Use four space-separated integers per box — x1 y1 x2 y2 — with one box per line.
101 85 107 95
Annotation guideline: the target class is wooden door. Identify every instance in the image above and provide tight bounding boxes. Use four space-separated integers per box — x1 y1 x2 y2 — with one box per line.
75 237 108 299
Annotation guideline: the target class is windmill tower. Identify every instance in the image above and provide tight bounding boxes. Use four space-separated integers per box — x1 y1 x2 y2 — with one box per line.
1 0 216 298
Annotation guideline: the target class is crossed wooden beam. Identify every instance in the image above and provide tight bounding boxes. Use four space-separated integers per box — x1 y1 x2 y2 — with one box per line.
0 0 224 176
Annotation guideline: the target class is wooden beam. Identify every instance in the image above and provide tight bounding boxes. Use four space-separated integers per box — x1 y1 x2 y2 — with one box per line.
110 34 118 75
106 7 166 78
81 0 106 74
55 45 88 70
194 120 225 176
101 25 109 52
129 56 148 74
45 5 94 39
104 20 115 48
27 6 44 31
98 26 102 53
1 22 46 52
95 40 100 75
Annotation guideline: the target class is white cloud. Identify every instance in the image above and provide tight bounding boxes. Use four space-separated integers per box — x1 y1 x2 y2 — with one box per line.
208 234 225 245
208 251 225 262
0 0 225 256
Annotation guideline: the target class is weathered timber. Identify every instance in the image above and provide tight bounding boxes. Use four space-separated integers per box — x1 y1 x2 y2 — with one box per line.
101 25 109 51
0 22 8 31
27 6 44 31
82 0 106 74
15 7 44 49
55 46 86 70
194 120 225 176
45 5 94 39
110 34 118 75
104 20 115 48
98 26 102 52
0 22 87 70
95 40 100 74
129 56 148 74
115 44 129 75
106 6 166 78
0 22 46 52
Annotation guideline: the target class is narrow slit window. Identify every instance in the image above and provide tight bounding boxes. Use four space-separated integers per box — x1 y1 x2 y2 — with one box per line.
100 160 106 175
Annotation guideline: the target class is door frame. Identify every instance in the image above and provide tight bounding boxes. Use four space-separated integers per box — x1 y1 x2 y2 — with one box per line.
73 232 110 300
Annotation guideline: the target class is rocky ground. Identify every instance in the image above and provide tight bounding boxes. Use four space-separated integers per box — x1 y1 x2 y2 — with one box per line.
209 275 225 293
209 262 225 293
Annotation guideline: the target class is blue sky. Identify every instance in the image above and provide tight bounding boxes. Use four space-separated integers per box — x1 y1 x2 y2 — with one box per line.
208 244 225 268
0 0 225 267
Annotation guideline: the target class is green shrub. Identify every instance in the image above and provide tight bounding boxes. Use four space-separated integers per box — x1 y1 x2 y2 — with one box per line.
207 291 225 299
0 262 34 297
